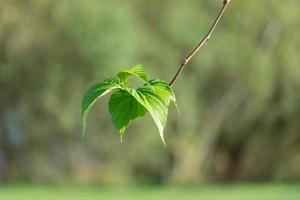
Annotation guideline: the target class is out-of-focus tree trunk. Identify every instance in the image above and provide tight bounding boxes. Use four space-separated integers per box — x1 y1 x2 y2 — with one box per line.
168 87 247 183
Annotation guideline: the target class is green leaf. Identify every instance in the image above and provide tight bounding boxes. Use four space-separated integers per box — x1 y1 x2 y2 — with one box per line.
108 89 147 141
125 86 170 146
81 77 122 136
149 79 178 109
81 65 179 145
117 64 148 84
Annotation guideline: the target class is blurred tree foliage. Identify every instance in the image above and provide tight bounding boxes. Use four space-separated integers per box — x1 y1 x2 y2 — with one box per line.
0 0 300 184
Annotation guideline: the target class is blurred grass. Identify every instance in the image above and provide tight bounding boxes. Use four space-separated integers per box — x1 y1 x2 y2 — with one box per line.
0 184 299 200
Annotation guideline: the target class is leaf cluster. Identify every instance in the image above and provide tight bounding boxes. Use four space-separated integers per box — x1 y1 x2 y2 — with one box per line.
81 65 178 145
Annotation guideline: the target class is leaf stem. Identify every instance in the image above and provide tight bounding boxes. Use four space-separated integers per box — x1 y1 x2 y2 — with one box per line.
169 0 231 87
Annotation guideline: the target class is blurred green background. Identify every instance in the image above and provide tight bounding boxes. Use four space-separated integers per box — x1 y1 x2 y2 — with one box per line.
1 0 300 199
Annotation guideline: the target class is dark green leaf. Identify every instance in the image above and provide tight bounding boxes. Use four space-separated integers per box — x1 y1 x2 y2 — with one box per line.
108 89 147 140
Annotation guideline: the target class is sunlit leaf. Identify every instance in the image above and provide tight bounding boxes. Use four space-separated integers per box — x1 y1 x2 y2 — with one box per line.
125 86 170 146
149 79 179 113
82 65 179 146
117 64 148 84
81 77 122 136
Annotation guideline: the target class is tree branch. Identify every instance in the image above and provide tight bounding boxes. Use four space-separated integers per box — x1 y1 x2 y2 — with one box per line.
169 0 231 87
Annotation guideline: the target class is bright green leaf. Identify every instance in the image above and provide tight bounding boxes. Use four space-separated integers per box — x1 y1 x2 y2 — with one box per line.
81 77 122 136
82 65 179 146
125 86 170 146
108 89 147 140
117 64 148 84
149 79 178 110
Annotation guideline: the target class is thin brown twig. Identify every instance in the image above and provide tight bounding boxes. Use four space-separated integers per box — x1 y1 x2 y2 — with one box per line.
169 0 231 87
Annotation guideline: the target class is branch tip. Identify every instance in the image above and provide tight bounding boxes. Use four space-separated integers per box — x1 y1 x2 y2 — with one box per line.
224 0 231 5
169 0 231 86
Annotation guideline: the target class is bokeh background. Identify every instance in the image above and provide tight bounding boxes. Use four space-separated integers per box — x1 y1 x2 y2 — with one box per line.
1 0 300 198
